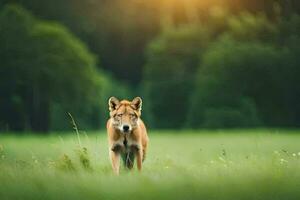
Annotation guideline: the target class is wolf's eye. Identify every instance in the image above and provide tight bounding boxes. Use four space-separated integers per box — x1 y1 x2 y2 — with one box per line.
117 114 123 117
130 113 136 118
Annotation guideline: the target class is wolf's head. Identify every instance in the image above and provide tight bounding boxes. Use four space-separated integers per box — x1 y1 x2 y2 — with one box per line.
108 97 142 133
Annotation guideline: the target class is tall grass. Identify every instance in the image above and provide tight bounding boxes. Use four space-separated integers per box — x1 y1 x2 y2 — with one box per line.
0 130 300 200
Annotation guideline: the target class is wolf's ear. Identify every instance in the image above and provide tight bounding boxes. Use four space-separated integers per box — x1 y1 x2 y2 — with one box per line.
131 97 142 111
108 97 120 112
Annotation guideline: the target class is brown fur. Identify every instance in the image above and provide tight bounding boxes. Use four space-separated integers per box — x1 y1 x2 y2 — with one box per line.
106 97 149 174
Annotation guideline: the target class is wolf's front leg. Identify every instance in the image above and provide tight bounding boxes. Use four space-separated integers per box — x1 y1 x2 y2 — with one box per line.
136 149 143 171
110 150 120 175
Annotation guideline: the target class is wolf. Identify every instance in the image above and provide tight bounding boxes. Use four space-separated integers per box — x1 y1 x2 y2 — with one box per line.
106 97 149 174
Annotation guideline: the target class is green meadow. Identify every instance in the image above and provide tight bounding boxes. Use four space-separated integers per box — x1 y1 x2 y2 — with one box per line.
0 130 300 200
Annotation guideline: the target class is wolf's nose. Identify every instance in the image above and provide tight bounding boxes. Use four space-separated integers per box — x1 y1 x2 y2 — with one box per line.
123 125 130 132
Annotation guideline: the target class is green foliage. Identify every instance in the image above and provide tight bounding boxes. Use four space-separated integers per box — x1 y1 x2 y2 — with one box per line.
0 4 36 130
143 10 300 128
188 35 300 128
0 4 127 131
10 0 162 84
201 99 260 128
226 12 278 42
142 26 211 128
1 1 300 130
276 15 300 126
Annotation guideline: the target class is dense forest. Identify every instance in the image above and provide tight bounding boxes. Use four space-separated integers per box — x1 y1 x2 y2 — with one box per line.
0 0 299 132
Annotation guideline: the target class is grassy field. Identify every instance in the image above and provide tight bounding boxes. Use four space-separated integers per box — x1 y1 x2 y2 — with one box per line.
0 129 300 200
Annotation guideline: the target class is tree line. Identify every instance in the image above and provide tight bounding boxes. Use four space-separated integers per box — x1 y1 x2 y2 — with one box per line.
0 1 299 131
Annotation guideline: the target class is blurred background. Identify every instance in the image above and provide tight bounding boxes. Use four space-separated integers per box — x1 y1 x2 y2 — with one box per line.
0 0 299 132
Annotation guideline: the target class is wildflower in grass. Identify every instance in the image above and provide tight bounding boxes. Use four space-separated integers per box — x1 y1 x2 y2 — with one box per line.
31 155 39 164
48 160 56 168
292 153 296 157
273 150 280 155
298 152 300 156
280 158 288 164
218 156 226 162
